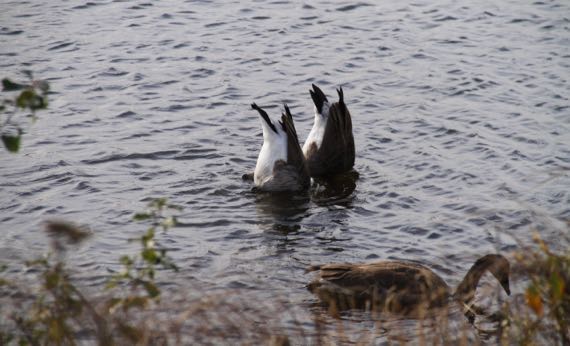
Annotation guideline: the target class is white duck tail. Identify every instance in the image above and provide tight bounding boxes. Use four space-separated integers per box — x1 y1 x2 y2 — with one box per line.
251 103 310 192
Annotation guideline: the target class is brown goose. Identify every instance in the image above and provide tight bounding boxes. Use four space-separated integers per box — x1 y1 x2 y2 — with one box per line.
307 254 510 317
251 103 310 192
302 84 355 177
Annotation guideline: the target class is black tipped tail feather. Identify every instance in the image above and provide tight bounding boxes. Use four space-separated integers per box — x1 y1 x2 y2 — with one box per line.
251 103 277 134
310 84 328 114
337 86 344 104
305 85 355 177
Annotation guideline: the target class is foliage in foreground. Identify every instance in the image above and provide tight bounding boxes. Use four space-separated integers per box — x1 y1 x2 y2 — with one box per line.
1 212 569 345
0 199 180 345
1 72 50 153
500 232 570 345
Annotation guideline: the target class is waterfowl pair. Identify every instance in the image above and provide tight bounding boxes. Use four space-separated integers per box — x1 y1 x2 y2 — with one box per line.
250 85 355 192
307 254 511 317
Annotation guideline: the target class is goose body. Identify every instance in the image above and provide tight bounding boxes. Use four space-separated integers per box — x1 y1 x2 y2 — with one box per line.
252 103 310 192
307 254 510 317
302 84 355 177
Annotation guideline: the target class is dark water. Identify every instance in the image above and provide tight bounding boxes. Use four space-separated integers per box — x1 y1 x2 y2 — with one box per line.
1 0 569 340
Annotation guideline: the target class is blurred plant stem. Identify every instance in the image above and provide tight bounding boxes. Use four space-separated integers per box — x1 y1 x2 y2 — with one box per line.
499 231 570 345
0 199 181 345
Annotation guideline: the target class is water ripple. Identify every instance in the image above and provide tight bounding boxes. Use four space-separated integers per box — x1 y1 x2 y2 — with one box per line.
0 1 568 340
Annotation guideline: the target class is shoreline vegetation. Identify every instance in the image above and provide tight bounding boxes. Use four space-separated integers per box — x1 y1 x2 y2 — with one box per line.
0 200 568 345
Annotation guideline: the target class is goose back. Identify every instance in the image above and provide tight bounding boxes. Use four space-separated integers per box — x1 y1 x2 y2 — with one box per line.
307 261 450 315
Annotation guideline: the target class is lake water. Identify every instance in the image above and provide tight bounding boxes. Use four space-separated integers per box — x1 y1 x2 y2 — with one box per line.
1 0 569 342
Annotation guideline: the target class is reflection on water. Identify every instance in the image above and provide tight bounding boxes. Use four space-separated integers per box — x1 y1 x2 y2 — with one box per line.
307 296 508 343
311 170 359 207
254 191 311 222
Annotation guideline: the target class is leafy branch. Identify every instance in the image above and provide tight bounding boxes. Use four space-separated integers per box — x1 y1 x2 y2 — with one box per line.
1 71 50 153
0 199 182 344
106 198 182 313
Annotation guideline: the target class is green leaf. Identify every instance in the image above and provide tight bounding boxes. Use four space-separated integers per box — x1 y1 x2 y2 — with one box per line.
16 89 47 111
2 134 21 153
45 271 60 289
117 321 144 342
142 228 155 244
142 281 160 298
16 89 35 108
550 272 565 301
123 296 148 310
44 220 91 245
105 280 118 290
150 198 167 210
119 255 133 266
142 249 158 264
25 257 49 267
35 95 48 110
2 78 27 91
133 213 151 221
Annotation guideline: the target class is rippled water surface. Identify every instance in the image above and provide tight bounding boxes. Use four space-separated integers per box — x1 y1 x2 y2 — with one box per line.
1 0 569 340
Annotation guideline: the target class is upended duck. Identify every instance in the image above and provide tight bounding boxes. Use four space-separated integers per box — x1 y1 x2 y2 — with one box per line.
307 254 510 317
250 103 310 192
302 84 355 177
